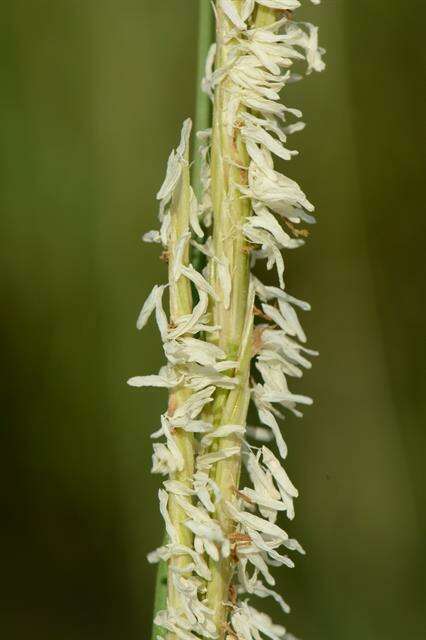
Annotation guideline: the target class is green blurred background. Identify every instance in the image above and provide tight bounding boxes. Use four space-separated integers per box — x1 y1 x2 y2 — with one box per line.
1 1 425 638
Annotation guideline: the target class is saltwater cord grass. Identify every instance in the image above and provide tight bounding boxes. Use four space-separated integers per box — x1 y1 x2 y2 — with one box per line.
129 2 325 638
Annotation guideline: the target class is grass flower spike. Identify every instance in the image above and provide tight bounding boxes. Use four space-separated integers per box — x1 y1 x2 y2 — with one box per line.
129 1 325 638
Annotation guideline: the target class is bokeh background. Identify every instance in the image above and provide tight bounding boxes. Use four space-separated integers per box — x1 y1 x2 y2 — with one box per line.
1 1 425 638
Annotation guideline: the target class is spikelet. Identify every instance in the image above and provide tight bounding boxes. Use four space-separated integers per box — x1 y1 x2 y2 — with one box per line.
129 2 325 638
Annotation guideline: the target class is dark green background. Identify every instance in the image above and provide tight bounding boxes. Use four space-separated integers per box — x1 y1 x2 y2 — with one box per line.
1 1 425 638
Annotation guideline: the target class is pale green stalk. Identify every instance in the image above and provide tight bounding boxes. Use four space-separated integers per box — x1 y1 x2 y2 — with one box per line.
206 2 252 634
166 1 215 592
149 128 194 640
206 4 277 635
167 142 195 545
151 4 213 638
165 144 195 640
207 315 254 635
150 156 194 640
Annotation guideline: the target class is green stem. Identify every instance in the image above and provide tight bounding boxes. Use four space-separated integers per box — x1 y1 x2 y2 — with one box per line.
192 0 214 274
192 0 214 200
151 532 168 640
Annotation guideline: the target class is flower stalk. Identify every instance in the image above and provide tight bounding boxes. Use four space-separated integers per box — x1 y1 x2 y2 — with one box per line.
206 4 254 630
129 2 325 638
167 123 196 603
